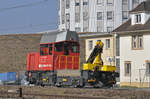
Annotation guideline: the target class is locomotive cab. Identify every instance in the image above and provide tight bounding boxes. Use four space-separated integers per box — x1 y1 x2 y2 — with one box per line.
27 31 80 85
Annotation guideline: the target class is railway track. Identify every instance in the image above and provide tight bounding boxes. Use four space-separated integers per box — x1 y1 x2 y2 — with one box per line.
0 91 108 99
1 85 150 99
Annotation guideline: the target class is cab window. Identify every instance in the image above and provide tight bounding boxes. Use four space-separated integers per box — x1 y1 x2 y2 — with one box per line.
40 44 49 55
71 43 79 53
64 42 69 55
49 44 53 55
55 43 63 52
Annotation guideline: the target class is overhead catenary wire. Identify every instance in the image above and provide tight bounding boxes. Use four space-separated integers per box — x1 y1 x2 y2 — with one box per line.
0 0 49 12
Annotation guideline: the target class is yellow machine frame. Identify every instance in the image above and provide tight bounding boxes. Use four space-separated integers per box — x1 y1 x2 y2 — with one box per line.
83 41 116 72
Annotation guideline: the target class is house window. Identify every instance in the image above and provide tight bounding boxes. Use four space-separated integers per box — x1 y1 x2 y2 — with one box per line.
132 35 143 49
88 40 93 50
125 61 131 76
135 14 141 23
107 0 113 5
132 35 137 48
138 35 143 48
66 0 70 9
97 12 103 20
122 11 128 19
107 11 113 20
146 61 150 75
106 39 110 49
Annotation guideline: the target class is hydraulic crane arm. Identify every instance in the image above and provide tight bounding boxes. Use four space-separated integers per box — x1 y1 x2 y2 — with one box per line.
86 40 104 65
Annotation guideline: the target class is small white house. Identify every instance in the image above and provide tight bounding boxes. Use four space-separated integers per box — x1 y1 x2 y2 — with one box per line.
114 1 150 87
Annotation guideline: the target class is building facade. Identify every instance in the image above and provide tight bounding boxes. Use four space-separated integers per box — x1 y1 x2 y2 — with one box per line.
58 0 146 33
79 32 116 70
114 1 150 87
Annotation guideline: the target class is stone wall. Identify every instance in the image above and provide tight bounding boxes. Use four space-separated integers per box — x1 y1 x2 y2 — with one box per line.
0 34 42 72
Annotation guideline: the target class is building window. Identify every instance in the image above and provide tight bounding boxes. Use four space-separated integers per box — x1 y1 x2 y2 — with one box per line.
122 11 128 19
125 61 131 76
135 14 141 23
75 27 81 32
66 0 70 9
66 13 70 29
83 2 88 5
116 35 120 56
132 35 143 49
83 12 88 20
97 12 103 20
75 2 80 6
97 40 101 42
66 13 70 22
107 11 113 20
146 61 150 75
107 27 112 32
106 39 110 49
107 0 113 5
122 0 128 5
61 0 65 24
138 35 143 48
132 0 139 8
62 15 65 24
88 40 93 50
75 0 80 23
132 35 137 48
97 0 102 4
75 13 80 23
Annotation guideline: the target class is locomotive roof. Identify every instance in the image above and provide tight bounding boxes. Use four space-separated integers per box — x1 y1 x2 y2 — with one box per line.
40 30 79 43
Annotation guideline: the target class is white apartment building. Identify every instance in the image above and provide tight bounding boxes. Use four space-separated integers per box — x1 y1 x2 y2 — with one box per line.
58 0 146 33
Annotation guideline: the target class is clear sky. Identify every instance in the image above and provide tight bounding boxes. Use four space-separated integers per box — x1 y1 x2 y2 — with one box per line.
0 0 58 34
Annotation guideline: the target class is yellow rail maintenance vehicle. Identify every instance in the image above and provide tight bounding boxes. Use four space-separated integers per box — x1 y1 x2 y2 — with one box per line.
82 40 119 87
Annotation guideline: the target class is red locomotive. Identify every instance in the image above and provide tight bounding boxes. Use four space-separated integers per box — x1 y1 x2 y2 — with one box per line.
26 31 81 86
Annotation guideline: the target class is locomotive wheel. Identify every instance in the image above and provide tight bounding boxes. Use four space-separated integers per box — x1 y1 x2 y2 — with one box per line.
94 81 103 88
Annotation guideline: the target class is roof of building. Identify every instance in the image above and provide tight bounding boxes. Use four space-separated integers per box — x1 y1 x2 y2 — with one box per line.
40 30 79 43
113 18 150 33
130 1 150 13
78 32 112 38
113 1 150 34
